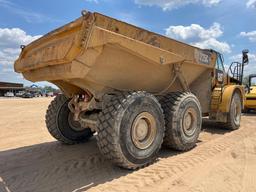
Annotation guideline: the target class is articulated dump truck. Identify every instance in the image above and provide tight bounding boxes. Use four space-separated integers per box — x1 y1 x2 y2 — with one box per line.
14 11 249 169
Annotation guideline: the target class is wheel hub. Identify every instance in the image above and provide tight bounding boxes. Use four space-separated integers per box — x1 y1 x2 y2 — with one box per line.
184 113 192 130
232 98 241 124
68 112 86 132
135 119 149 140
182 108 197 137
131 112 157 150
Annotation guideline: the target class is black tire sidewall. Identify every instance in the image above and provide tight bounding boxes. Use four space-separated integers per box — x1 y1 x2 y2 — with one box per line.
118 95 165 165
57 99 93 142
228 92 242 129
175 97 202 146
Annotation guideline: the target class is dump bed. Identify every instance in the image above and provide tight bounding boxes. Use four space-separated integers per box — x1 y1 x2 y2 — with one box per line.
14 11 217 98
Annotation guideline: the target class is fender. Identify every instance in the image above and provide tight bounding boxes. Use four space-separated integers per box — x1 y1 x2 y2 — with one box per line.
219 85 244 113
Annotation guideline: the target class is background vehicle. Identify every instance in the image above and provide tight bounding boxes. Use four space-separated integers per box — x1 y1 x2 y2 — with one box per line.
244 74 256 112
4 92 14 97
15 91 25 97
46 92 54 97
14 11 247 169
22 92 34 98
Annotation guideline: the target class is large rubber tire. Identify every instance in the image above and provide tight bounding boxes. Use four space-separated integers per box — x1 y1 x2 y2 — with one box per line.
96 91 165 169
223 92 242 130
160 92 202 151
45 94 93 144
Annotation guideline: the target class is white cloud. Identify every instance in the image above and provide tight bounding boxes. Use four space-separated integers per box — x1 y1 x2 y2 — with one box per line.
135 0 221 11
0 28 59 87
2 67 14 72
230 53 256 63
192 38 230 53
240 31 256 42
165 22 231 53
0 28 41 70
166 22 222 41
0 28 41 49
0 48 20 66
247 0 256 8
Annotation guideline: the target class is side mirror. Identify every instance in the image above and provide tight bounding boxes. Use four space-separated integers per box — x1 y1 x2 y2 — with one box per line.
242 49 249 65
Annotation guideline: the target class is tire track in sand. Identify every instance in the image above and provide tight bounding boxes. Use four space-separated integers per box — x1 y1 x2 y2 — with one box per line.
164 139 247 192
88 118 255 192
240 137 256 192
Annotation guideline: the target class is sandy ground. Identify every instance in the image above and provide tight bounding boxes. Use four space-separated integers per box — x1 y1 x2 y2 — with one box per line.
0 98 256 192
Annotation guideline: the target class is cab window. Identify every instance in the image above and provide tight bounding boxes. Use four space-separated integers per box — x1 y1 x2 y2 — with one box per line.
216 54 225 72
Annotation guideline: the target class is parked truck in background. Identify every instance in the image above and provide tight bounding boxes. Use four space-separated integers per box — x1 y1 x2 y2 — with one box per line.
244 74 256 112
14 11 248 169
4 92 14 97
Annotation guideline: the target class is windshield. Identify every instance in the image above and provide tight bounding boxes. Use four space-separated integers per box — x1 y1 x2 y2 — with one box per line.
216 53 225 72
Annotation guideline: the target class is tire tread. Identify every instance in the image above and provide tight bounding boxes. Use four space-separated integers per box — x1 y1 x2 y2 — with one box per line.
160 92 201 151
96 91 164 169
45 95 92 145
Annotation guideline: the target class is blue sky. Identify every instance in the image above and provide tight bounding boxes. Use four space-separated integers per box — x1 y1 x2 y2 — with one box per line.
0 0 255 86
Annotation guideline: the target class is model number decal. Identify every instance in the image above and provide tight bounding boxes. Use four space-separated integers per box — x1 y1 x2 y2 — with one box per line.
195 50 211 65
199 53 210 64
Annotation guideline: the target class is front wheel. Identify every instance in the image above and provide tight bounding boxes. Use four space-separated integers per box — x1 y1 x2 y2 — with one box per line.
224 92 242 130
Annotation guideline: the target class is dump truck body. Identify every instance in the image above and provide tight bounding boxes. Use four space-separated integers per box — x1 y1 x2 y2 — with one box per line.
14 11 246 169
15 11 216 112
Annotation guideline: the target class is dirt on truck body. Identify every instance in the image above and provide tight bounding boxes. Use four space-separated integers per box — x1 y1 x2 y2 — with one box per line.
14 11 248 169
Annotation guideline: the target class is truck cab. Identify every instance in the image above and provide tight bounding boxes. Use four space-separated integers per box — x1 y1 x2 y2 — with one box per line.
209 50 248 123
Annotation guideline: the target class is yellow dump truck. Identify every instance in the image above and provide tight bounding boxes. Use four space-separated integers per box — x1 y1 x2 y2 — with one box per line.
244 74 256 112
14 11 248 169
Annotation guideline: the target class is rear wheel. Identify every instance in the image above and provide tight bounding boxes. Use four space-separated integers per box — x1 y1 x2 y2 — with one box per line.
224 92 242 130
45 94 93 144
96 91 165 169
160 92 202 151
